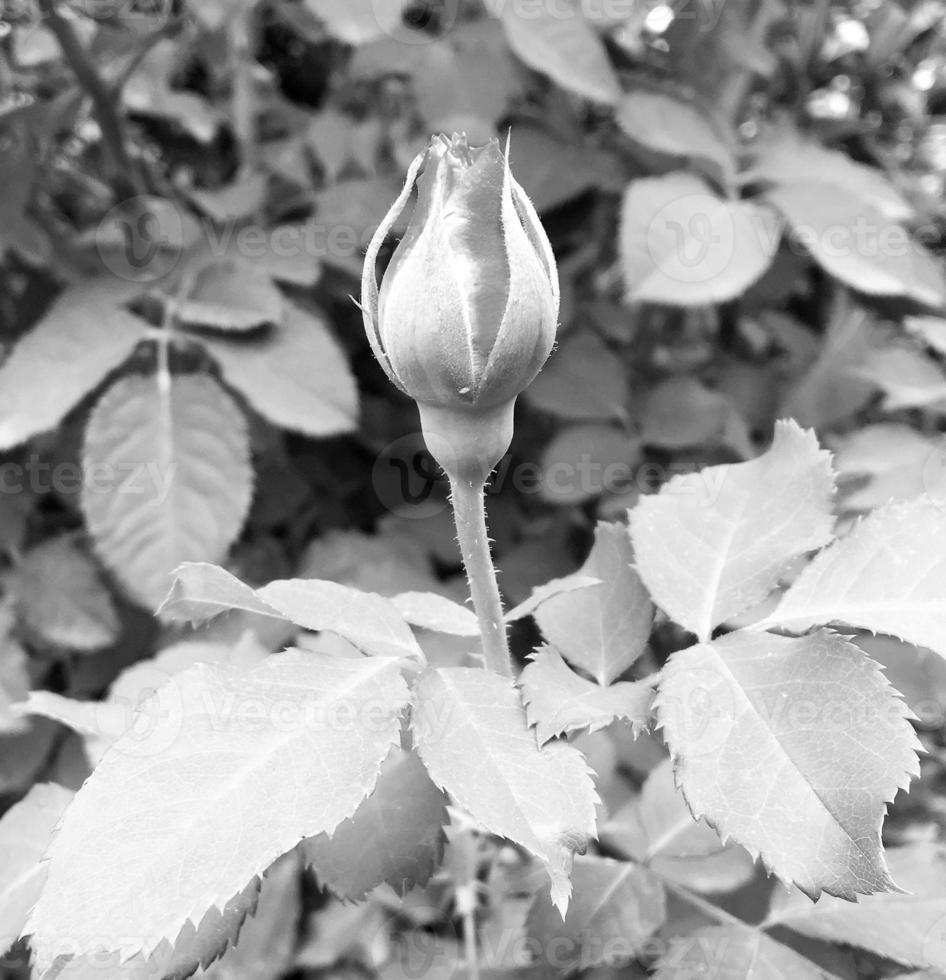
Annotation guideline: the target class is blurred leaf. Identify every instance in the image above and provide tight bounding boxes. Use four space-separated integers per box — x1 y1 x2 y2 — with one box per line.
630 421 835 641
0 280 147 451
519 646 654 744
766 181 945 307
653 924 825 980
539 424 640 505
27 651 410 973
304 0 410 44
762 496 946 660
766 843 946 971
617 90 736 189
0 783 74 955
82 374 253 609
532 522 653 683
525 330 627 421
657 629 920 899
303 747 448 899
747 125 913 222
15 535 118 651
0 634 29 734
0 717 59 795
201 302 358 437
640 376 751 455
412 666 598 915
621 173 781 306
526 856 665 971
854 345 946 410
833 423 946 510
491 0 620 104
177 259 283 332
188 175 269 224
905 315 946 356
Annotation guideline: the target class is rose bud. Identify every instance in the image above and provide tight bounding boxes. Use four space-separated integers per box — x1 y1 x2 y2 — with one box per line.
361 133 559 485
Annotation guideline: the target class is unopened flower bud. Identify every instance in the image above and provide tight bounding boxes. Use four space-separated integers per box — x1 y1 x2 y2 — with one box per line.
361 133 559 485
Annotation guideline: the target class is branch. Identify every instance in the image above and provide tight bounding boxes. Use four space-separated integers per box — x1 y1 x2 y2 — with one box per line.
38 0 144 197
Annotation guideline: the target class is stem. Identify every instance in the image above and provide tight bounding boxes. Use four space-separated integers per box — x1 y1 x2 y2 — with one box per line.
449 476 511 677
39 0 144 197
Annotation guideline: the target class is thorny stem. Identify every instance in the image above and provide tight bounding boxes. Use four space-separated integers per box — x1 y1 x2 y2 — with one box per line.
449 476 512 677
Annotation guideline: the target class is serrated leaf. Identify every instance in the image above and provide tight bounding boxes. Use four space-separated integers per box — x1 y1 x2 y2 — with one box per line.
411 667 598 914
656 629 920 899
766 181 945 307
27 650 410 972
616 90 736 189
177 259 283 332
766 843 946 971
0 782 74 954
652 924 826 980
533 522 653 683
519 646 654 745
493 0 620 104
15 536 118 651
161 563 426 660
302 746 447 899
389 592 480 637
526 856 665 971
630 420 835 641
761 496 946 658
82 374 253 609
620 173 781 306
202 302 357 437
0 279 147 450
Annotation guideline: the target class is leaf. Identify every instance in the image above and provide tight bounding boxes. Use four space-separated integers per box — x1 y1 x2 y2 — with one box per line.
641 376 750 456
519 646 654 745
504 574 603 623
616 90 736 189
854 345 946 410
630 420 835 641
15 536 119 651
906 314 946 357
0 634 30 734
524 330 628 422
620 173 781 306
833 423 946 511
748 124 913 222
302 746 448 899
601 757 726 862
82 374 253 609
760 496 946 659
176 259 283 332
532 522 653 683
389 592 480 637
652 924 826 980
525 856 665 971
0 783 74 954
539 424 640 505
27 650 411 973
411 667 598 914
202 302 358 438
304 0 409 44
0 279 147 450
492 0 620 104
0 717 59 795
766 181 945 307
161 564 426 660
655 629 921 899
765 843 946 971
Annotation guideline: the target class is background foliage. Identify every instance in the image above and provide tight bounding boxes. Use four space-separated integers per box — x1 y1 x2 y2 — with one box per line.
3 0 946 977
